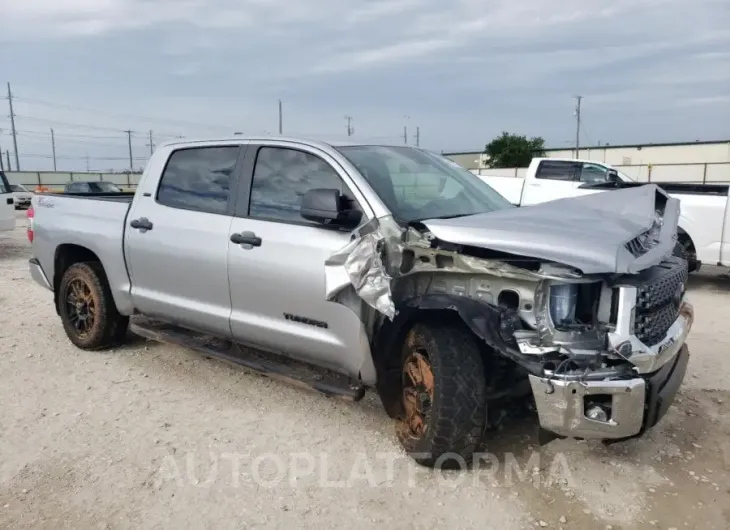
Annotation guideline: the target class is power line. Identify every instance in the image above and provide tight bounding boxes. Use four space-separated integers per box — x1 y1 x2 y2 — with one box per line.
14 96 233 132
19 152 148 160
14 114 130 133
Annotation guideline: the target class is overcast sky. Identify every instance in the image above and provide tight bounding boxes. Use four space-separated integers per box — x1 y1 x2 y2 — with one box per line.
0 0 729 171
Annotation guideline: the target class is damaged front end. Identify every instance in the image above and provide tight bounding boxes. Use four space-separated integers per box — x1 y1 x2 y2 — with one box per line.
325 185 693 441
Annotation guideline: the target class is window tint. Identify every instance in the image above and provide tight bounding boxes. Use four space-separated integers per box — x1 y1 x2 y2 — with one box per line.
66 182 87 192
0 172 10 194
89 182 122 193
157 147 238 215
535 161 580 181
249 147 345 223
579 163 609 183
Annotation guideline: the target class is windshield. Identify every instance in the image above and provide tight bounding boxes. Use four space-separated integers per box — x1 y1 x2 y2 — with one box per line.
616 168 635 182
337 146 513 222
90 182 122 193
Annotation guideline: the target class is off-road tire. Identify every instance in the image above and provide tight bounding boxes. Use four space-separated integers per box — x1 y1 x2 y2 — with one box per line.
58 262 129 350
395 322 487 468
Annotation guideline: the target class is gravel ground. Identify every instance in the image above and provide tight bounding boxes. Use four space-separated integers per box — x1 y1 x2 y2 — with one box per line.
1 211 729 529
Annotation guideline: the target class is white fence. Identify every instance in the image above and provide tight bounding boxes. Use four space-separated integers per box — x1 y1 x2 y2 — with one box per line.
470 162 730 183
4 171 143 190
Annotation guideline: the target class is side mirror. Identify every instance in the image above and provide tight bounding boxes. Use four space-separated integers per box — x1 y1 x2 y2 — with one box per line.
300 188 361 227
606 169 620 183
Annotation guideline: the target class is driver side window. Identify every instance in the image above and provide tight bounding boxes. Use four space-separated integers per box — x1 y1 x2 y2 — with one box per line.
579 163 610 183
248 146 360 225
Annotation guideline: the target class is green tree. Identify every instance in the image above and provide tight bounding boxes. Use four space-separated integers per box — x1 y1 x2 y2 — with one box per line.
484 132 546 168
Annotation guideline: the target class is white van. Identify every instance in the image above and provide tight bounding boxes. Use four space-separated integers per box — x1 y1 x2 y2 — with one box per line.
0 171 16 232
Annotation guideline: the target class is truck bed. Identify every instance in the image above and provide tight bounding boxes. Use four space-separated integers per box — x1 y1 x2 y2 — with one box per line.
31 192 135 313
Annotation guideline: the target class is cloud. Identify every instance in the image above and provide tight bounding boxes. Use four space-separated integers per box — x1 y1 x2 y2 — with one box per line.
0 0 727 170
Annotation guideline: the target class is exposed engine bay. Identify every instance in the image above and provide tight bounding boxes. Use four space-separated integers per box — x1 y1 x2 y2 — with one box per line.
325 185 693 440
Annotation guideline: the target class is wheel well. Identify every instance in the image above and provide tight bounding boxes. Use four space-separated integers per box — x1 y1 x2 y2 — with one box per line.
372 308 491 417
677 228 695 255
53 244 102 312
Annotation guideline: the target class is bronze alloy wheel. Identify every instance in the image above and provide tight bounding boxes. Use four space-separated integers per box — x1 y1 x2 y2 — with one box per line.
58 262 129 350
400 350 435 438
65 277 97 338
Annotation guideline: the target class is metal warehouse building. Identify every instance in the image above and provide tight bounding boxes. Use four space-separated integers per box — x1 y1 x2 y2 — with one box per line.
445 139 730 183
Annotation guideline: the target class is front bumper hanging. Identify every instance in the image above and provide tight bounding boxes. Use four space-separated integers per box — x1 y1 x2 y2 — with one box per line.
529 300 692 440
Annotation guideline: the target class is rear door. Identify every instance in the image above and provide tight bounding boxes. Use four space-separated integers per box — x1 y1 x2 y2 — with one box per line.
124 145 244 337
520 160 583 205
0 171 15 231
226 143 375 379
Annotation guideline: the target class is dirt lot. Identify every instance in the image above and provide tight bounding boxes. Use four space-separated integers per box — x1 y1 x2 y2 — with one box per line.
1 211 729 529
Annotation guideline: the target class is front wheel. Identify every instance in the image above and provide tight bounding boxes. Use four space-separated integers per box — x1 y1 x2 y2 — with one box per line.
395 322 487 468
58 262 129 350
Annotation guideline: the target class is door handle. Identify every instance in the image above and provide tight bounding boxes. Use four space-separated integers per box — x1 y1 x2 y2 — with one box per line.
230 232 262 248
130 217 153 231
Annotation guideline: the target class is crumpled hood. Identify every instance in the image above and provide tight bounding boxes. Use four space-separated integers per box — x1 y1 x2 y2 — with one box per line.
421 184 680 275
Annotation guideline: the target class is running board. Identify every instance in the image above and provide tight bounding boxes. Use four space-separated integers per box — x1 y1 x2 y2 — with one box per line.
129 317 366 401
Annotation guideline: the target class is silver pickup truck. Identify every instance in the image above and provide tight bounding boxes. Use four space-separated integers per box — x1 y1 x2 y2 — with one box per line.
28 136 693 467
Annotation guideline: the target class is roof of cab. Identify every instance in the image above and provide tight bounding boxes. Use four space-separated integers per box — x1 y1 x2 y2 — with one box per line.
158 135 410 150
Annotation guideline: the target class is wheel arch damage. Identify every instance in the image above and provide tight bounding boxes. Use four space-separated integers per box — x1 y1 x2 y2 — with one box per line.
324 215 580 407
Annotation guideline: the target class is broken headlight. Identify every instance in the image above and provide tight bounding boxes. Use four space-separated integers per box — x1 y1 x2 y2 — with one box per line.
549 283 579 326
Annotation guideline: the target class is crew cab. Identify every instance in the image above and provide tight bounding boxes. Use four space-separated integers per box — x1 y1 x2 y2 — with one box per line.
0 171 15 232
27 137 693 467
475 158 730 272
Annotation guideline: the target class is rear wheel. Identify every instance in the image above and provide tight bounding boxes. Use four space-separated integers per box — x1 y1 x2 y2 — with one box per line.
58 262 128 350
395 322 487 468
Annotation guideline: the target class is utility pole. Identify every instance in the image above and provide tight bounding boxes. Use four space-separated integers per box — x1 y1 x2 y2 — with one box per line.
415 126 420 147
125 130 133 170
6 83 20 171
50 128 57 171
574 95 582 159
8 151 13 171
345 116 353 136
0 144 4 172
147 130 154 155
278 100 283 135
85 154 90 172
403 126 408 145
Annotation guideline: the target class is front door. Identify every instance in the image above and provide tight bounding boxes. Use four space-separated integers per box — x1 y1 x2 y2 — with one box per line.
521 160 583 205
227 144 374 379
125 145 241 337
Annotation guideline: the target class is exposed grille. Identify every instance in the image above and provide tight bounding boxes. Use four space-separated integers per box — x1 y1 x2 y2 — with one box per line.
625 235 651 258
633 257 688 346
625 219 662 258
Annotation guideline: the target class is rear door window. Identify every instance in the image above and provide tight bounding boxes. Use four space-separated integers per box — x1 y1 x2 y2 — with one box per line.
535 161 581 181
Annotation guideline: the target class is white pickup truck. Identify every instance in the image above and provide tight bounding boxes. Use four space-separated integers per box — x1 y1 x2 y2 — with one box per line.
475 158 730 272
0 171 16 232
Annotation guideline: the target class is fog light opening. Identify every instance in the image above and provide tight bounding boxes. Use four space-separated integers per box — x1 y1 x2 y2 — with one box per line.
584 396 613 423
